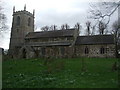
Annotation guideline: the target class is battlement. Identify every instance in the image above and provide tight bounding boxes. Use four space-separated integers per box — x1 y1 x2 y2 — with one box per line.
12 5 35 17
13 10 34 17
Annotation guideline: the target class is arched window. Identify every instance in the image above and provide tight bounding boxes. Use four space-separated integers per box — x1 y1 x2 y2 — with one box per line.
85 46 89 54
100 47 105 54
28 18 31 26
16 16 20 26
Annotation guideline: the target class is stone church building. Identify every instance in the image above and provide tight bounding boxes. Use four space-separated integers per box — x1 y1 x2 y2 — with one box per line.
8 7 116 59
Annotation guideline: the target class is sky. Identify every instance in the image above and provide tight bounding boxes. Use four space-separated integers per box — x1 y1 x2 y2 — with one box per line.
0 0 118 49
4 0 92 28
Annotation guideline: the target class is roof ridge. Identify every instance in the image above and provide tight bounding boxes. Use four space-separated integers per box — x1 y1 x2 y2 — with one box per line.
78 34 114 37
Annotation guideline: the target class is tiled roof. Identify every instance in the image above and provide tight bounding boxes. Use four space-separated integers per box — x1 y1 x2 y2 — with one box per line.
75 35 115 45
25 29 75 39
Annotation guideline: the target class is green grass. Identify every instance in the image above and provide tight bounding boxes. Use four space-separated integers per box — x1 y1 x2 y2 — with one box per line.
2 58 118 88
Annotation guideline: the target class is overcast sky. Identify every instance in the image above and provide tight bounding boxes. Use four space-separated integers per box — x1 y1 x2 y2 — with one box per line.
4 0 92 28
0 0 118 49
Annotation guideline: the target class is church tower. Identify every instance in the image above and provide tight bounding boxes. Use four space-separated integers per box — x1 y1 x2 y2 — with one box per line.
9 5 35 58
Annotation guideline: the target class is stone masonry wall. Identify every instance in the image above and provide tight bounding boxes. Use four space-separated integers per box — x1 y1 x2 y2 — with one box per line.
75 44 115 58
33 46 75 58
19 44 116 59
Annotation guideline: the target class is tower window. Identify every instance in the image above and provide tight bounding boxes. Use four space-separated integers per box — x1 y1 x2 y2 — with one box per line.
85 46 89 54
16 16 20 26
28 18 31 26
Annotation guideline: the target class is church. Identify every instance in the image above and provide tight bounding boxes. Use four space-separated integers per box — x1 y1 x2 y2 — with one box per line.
8 6 116 59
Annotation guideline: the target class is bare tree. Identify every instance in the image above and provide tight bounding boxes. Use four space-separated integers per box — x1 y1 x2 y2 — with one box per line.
49 25 54 31
41 26 49 31
61 24 65 30
61 24 70 30
91 26 95 35
0 0 8 36
74 22 81 30
89 1 120 29
98 21 106 35
86 21 91 35
112 20 120 33
53 25 57 30
49 25 57 31
112 20 120 57
65 23 70 30
89 1 120 58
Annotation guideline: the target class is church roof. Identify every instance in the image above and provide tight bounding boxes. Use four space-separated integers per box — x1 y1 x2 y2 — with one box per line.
25 29 75 39
75 35 115 45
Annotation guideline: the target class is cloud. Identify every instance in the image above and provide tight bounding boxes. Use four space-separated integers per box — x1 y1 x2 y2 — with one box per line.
35 2 89 29
2 0 90 49
3 0 117 49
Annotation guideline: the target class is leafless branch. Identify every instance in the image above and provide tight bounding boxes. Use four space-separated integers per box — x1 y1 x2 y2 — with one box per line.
89 1 120 27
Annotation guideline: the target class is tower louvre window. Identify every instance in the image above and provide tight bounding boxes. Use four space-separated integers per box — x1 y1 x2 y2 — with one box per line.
16 16 20 26
28 18 31 26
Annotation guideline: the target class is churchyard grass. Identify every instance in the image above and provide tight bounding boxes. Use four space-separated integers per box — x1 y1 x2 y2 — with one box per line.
3 58 118 88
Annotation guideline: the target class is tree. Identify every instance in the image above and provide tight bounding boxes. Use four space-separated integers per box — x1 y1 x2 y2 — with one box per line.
41 25 58 31
0 0 8 36
49 25 57 31
64 24 70 30
53 25 57 30
112 20 120 57
74 22 81 30
112 20 120 34
61 24 65 30
89 1 120 58
41 26 49 31
89 1 120 32
98 21 106 35
86 21 91 35
91 26 95 35
61 24 70 30
49 25 54 31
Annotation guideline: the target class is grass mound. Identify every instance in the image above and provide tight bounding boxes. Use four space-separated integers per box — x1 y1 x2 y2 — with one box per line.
3 58 118 88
